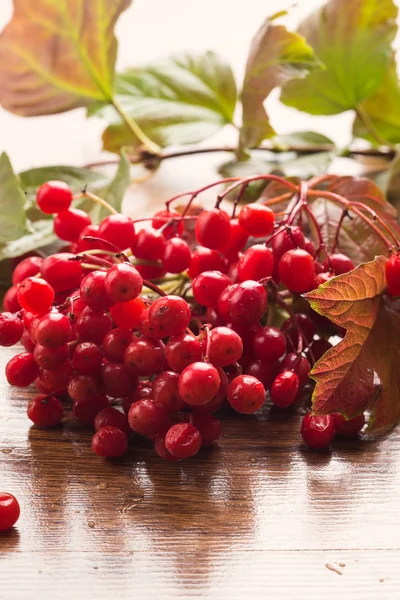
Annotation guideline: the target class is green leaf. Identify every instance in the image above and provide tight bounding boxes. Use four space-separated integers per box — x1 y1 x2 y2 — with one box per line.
0 152 30 243
20 165 104 193
306 256 400 433
239 17 319 150
0 0 131 116
278 151 335 178
272 131 334 149
281 0 397 115
91 51 237 153
0 220 55 261
353 60 400 144
78 150 131 222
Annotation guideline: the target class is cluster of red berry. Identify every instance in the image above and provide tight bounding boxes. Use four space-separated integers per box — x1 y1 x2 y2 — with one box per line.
0 178 380 467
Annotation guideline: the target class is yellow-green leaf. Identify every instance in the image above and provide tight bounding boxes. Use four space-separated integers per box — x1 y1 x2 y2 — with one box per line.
0 152 30 243
0 0 131 116
239 17 319 150
281 0 397 115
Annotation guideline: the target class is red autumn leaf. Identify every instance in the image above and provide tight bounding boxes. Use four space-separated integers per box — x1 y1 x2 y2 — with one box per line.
306 255 400 433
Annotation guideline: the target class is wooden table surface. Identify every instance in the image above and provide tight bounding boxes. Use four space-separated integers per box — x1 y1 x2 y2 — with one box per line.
1 345 399 600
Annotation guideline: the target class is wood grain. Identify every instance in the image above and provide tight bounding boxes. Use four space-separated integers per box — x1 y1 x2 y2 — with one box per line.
1 345 399 599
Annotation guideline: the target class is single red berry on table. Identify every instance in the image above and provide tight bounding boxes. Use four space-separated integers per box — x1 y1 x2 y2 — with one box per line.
27 394 63 427
148 295 191 337
195 208 231 250
228 375 265 414
99 214 136 251
6 352 38 387
270 371 299 408
12 256 43 285
109 297 145 329
54 208 91 242
17 277 55 315
162 237 191 273
386 254 400 296
94 407 132 437
178 361 221 406
36 180 73 214
40 253 83 292
332 412 365 437
238 245 274 282
301 413 335 449
192 270 232 308
165 423 201 459
0 493 20 531
238 203 275 237
104 263 142 303
279 249 316 293
92 426 128 458
0 312 23 347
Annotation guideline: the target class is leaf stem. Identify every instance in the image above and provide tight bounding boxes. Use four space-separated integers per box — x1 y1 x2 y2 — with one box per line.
355 106 396 151
110 96 161 155
80 190 118 215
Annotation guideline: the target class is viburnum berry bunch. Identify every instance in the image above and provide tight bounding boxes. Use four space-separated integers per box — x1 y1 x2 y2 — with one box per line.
1 172 400 460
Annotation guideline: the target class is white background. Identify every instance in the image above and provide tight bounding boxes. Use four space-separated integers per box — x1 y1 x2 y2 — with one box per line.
0 0 382 210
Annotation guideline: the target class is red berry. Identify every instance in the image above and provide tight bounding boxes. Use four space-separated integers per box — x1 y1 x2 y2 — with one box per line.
154 435 179 462
271 225 305 259
75 307 113 345
105 263 142 303
282 313 316 349
386 254 400 296
270 370 299 408
79 271 113 311
164 333 202 372
12 256 43 285
178 361 220 406
162 237 191 273
195 208 231 250
0 312 23 346
17 277 55 314
135 263 166 281
72 342 103 374
124 337 165 376
94 407 132 437
238 203 275 237
92 426 128 458
40 253 83 292
252 326 286 361
314 272 334 286
6 352 38 387
301 413 335 449
324 253 355 275
245 359 279 390
152 209 184 238
39 360 73 393
148 295 191 337
220 218 249 257
101 362 135 398
0 493 20 531
332 412 365 437
138 307 163 339
279 249 316 293
152 371 185 412
207 326 243 367
73 394 110 425
238 245 274 282
77 224 102 252
27 394 63 427
21 329 35 352
35 312 71 348
306 338 333 365
281 353 311 387
54 208 91 242
99 214 136 251
191 413 221 446
132 228 166 260
165 423 201 458
225 280 267 326
228 374 265 414
188 247 225 279
102 328 134 362
36 180 73 214
128 399 170 437
3 285 21 313
34 343 69 370
110 297 145 329
67 374 100 403
192 271 231 308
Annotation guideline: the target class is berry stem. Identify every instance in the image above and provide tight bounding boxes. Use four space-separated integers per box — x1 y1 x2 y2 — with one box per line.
142 280 167 297
80 190 119 215
261 192 293 208
216 174 298 206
